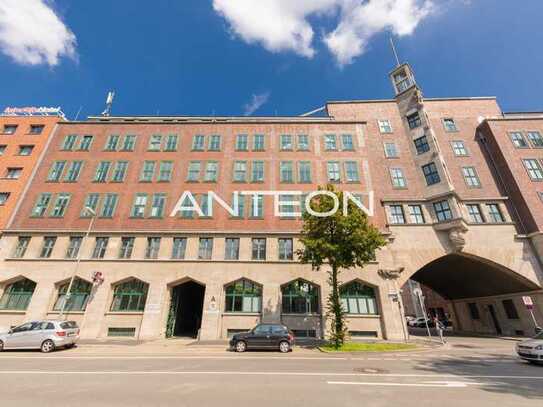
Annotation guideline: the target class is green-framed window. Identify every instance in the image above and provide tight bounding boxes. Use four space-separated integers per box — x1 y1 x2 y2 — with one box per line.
235 134 248 151
78 135 93 151
50 193 71 217
203 161 218 182
233 161 247 182
111 161 129 182
64 161 84 182
47 161 66 182
100 193 118 218
104 134 120 151
157 161 173 182
192 134 205 151
110 279 149 312
148 134 162 151
340 281 378 315
81 193 100 217
225 279 262 313
251 161 264 182
53 278 92 312
253 134 265 151
32 193 52 217
140 161 156 182
164 134 178 151
209 134 221 151
61 134 78 151
281 280 319 314
187 161 201 182
298 161 311 183
280 134 293 150
280 161 294 183
94 161 111 182
324 134 337 151
131 193 148 218
121 135 137 151
149 193 166 218
341 134 354 151
297 134 309 151
0 279 36 310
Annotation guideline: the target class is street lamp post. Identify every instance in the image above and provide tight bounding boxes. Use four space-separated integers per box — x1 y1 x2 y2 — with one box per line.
58 207 97 319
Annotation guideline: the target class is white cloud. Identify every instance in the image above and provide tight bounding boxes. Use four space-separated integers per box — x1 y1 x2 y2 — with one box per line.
213 0 436 66
0 0 76 66
243 92 271 116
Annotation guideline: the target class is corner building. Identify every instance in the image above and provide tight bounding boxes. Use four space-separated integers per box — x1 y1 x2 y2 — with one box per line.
1 66 542 340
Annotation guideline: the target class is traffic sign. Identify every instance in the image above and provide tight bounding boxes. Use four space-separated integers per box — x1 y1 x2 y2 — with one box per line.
523 296 533 310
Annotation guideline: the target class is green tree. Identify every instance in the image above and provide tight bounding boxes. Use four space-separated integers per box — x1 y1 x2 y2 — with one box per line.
297 185 386 349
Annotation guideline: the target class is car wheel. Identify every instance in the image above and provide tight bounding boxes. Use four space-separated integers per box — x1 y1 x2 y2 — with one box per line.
0 340 4 352
65 344 74 349
279 341 290 353
41 340 55 353
235 340 247 353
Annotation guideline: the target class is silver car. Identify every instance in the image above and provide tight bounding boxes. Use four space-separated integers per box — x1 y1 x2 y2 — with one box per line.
516 330 543 365
0 320 80 353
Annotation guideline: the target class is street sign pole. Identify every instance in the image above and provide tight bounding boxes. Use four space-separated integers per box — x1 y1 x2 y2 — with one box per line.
414 289 432 341
522 296 540 334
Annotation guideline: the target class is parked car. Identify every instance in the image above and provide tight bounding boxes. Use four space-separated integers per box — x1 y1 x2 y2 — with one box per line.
516 330 543 365
408 317 430 328
0 320 79 353
230 324 295 353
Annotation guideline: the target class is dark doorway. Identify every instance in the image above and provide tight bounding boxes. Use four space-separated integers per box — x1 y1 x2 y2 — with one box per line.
169 281 205 338
487 304 503 335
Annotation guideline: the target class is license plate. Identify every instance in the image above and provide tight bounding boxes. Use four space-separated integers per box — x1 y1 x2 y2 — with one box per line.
67 332 76 337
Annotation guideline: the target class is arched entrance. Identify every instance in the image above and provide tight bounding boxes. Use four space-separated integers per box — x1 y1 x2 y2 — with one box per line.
166 280 206 338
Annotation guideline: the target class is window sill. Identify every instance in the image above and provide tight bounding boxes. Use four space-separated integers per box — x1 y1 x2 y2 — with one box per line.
345 314 381 319
47 311 85 315
0 310 27 314
222 312 261 317
105 311 144 316
282 313 321 317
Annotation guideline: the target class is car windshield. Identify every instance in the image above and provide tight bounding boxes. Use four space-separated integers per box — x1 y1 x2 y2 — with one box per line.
60 321 78 329
533 331 543 340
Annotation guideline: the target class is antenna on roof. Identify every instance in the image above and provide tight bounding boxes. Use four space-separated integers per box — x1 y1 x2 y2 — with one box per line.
101 91 115 116
389 37 401 67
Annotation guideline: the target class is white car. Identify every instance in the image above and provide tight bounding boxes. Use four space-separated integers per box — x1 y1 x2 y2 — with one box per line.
408 317 428 328
516 331 543 365
0 320 79 353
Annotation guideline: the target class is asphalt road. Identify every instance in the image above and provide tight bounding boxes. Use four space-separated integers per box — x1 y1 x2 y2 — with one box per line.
0 341 542 407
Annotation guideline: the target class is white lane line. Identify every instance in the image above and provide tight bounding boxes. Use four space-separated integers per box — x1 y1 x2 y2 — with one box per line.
328 381 464 388
0 356 348 361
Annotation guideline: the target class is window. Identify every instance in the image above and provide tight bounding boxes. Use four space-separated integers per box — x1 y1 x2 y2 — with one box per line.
121 135 136 151
390 168 406 188
47 161 66 182
148 134 162 151
342 161 359 182
467 303 480 320
233 161 247 182
94 161 111 182
251 161 264 182
140 161 156 182
231 194 245 218
407 112 422 129
340 282 378 315
298 161 312 183
327 161 341 182
111 161 128 182
324 134 337 151
198 238 213 260
0 192 10 205
280 134 293 150
18 145 34 156
414 135 430 154
467 204 484 223
0 145 6 155
278 195 296 217
79 135 93 151
131 193 148 218
149 193 165 218
502 299 519 319
278 238 293 260
92 237 109 259
249 194 263 218
225 279 262 313
486 203 505 223
64 161 84 182
0 279 36 310
179 195 194 219
203 161 218 182
171 237 187 259
282 280 319 314
81 194 99 217
2 124 17 134
452 140 468 156
253 134 265 151
209 134 221 151
62 134 78 150
29 124 44 135
164 134 178 151
280 161 294 183
53 278 91 312
65 236 83 259
119 237 135 259
100 193 118 217
462 166 481 187
510 132 528 148
157 161 173 182
40 236 57 258
110 280 148 312
341 134 354 151
523 159 543 180
187 161 201 182
433 200 453 222
225 238 240 260
50 193 71 217
236 134 249 151
251 238 266 260
192 134 205 151
297 134 309 150
527 131 543 148
378 119 393 134
384 142 398 158
104 134 120 151
200 195 211 218
145 237 161 259
393 69 411 93
408 205 425 224
443 118 458 132
389 205 405 224
32 193 52 217
13 236 31 258
422 162 440 185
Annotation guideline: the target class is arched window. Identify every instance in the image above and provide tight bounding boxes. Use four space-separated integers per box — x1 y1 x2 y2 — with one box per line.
282 280 319 314
225 279 262 313
53 278 92 312
110 279 148 312
0 279 36 310
340 281 378 315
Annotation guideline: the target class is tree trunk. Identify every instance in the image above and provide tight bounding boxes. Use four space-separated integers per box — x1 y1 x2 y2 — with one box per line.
328 264 346 349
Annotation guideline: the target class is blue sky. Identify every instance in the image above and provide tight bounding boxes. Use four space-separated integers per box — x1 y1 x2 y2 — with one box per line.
0 0 542 119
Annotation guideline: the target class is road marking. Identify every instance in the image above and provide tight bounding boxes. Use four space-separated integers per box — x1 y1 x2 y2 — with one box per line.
328 381 466 388
0 355 348 361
